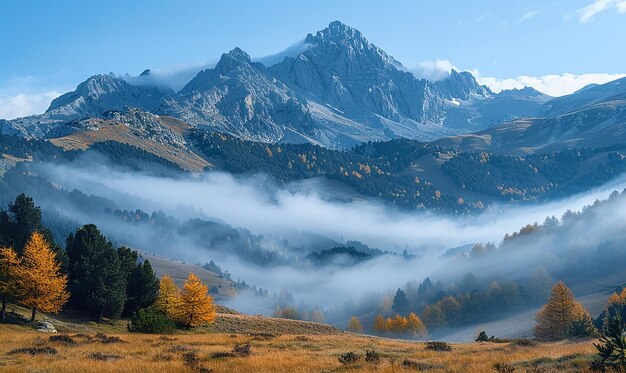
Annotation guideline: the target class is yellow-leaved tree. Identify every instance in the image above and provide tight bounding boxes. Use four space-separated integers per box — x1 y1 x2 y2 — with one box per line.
154 275 181 319
347 316 363 333
407 312 428 338
534 281 588 341
374 315 386 334
16 232 69 321
178 273 216 328
0 247 20 322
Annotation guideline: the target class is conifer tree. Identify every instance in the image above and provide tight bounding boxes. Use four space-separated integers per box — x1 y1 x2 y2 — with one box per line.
593 313 626 371
16 232 69 321
178 273 216 328
154 275 181 319
374 315 386 334
347 316 364 333
66 224 126 321
0 247 20 322
534 281 588 340
392 288 410 313
124 259 159 315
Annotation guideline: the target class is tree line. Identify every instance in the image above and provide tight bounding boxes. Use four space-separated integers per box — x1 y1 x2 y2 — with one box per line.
0 193 217 332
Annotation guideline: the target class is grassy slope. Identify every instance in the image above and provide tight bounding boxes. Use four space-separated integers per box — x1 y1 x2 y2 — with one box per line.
0 327 597 372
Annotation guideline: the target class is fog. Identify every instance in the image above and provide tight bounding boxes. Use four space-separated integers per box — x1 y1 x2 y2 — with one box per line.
26 161 626 321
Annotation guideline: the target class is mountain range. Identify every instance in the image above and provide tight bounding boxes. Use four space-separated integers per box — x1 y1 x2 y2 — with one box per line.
3 21 626 155
2 21 552 149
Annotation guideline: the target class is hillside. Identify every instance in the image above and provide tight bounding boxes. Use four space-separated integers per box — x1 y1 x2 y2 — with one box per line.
0 317 598 373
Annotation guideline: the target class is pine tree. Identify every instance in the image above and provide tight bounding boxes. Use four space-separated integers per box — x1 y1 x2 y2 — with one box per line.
0 247 20 322
374 315 386 334
178 273 216 328
534 281 588 341
392 288 410 313
593 313 626 371
124 259 159 315
66 224 126 321
154 275 181 319
347 316 363 333
407 312 428 338
16 232 69 321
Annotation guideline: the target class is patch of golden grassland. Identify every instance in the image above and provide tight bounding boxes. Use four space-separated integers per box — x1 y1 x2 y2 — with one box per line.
0 328 597 373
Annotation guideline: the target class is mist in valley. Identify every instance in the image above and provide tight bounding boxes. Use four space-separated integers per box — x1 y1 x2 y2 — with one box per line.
4 157 625 339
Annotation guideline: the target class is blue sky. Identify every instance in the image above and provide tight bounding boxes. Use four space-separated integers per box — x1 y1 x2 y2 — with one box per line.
1 0 625 119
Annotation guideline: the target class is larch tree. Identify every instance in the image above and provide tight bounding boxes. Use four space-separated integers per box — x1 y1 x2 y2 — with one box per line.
407 312 428 338
16 232 69 321
178 273 216 328
0 247 20 322
154 275 181 319
347 316 364 333
374 315 386 334
534 281 588 341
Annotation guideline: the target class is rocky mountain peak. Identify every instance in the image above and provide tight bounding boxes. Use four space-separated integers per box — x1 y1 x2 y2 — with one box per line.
214 47 253 75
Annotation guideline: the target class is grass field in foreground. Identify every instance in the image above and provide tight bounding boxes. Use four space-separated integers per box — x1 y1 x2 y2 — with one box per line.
0 328 597 373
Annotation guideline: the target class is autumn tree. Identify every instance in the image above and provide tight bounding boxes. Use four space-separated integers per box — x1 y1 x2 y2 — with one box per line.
0 247 20 322
16 232 69 321
154 275 181 319
374 315 386 334
534 281 589 341
178 273 216 328
407 312 428 338
311 308 325 323
347 316 364 333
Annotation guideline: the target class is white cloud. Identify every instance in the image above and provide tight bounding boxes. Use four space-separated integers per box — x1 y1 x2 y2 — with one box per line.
0 91 61 120
474 72 626 97
410 59 457 81
577 0 626 23
517 10 539 24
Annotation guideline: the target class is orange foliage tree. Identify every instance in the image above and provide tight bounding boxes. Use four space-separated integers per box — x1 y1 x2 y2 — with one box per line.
178 273 216 328
534 281 589 341
347 316 364 333
16 232 69 321
154 275 181 319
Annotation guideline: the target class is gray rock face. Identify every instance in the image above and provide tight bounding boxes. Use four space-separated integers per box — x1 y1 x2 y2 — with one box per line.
2 21 552 148
36 321 57 333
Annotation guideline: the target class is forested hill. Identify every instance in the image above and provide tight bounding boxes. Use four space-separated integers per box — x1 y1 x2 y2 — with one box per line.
189 131 626 212
3 132 626 214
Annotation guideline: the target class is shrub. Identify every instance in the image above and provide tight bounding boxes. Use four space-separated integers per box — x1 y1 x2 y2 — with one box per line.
425 341 452 351
365 349 380 363
338 351 360 364
89 352 122 361
476 331 492 342
210 351 235 358
128 307 176 334
9 347 58 355
494 362 515 372
49 334 77 346
233 344 251 356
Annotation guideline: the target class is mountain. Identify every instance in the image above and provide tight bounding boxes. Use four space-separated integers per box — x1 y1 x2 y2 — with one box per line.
1 21 551 148
437 77 626 154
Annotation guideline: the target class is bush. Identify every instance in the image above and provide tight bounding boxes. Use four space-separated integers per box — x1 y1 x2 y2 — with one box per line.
425 341 452 351
127 307 176 334
338 351 360 364
365 349 380 363
233 344 251 356
494 362 515 372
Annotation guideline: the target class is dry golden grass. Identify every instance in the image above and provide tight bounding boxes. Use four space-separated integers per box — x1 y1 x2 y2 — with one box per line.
0 327 597 373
